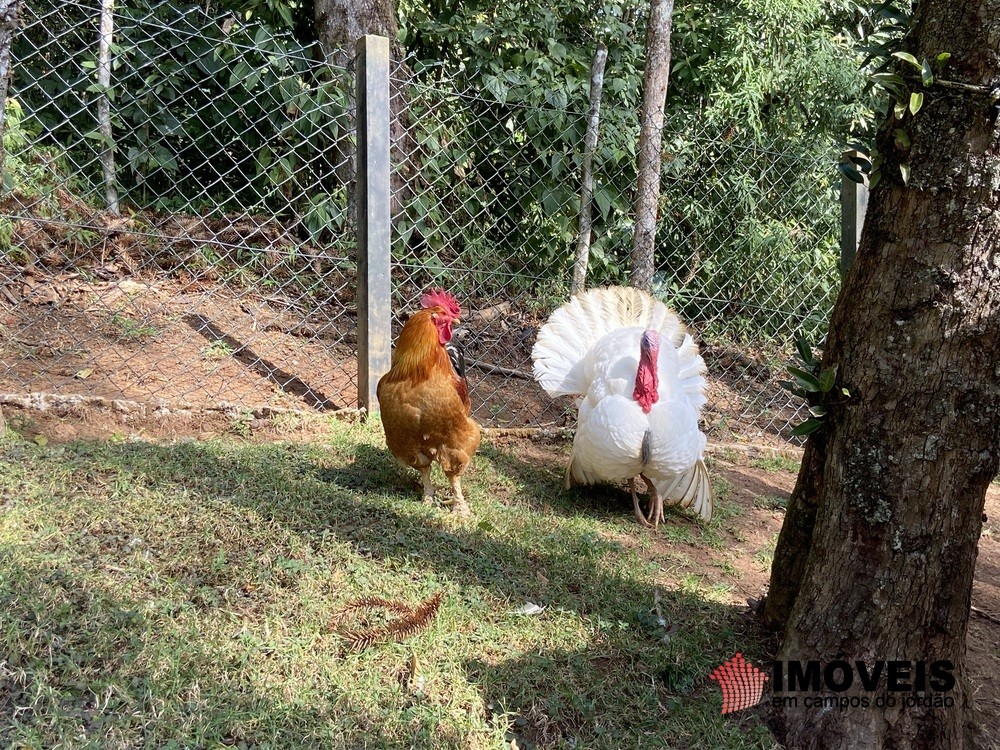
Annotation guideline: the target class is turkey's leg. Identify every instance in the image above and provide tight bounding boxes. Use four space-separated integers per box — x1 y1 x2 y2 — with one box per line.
630 477 653 528
642 475 664 531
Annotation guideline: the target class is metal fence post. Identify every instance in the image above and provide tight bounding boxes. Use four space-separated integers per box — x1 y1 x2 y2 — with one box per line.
355 34 391 415
840 149 868 276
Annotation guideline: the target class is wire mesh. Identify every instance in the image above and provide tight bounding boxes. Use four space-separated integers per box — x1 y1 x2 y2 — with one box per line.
1 0 359 415
388 63 840 439
1 6 841 440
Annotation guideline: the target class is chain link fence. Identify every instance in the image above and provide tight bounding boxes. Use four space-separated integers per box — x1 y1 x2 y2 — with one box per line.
0 0 842 440
2 0 358 416
387 60 841 438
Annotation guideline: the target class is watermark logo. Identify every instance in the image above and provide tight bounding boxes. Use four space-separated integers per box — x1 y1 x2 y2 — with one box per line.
708 652 769 714
708 655 957 715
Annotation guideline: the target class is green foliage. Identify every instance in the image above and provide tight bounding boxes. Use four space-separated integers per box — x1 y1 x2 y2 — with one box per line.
0 98 88 260
1 98 73 200
670 0 870 139
394 0 869 334
390 0 645 296
14 0 349 236
835 1 919 187
779 337 849 436
13 0 881 340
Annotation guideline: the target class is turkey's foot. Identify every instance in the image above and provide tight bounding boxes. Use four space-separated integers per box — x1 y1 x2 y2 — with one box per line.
630 477 654 528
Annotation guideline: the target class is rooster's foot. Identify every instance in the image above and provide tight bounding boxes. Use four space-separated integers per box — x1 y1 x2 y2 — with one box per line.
447 476 471 518
420 466 435 504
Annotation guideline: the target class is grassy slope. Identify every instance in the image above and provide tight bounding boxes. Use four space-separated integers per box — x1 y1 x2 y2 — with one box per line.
0 420 779 749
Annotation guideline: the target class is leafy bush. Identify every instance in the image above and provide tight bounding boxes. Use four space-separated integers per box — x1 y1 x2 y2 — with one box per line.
14 0 350 243
393 0 868 336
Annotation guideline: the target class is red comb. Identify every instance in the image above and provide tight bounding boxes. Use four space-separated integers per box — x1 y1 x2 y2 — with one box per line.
420 288 461 318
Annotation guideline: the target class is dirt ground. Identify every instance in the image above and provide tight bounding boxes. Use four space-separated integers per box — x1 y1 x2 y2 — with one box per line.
1 401 997 742
0 264 802 438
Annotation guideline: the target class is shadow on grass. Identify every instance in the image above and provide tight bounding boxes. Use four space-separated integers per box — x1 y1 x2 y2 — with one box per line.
479 442 708 530
0 436 774 748
0 555 421 748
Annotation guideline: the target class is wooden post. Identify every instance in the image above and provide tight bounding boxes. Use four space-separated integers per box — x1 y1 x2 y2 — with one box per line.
571 42 608 297
839 149 868 276
355 34 391 415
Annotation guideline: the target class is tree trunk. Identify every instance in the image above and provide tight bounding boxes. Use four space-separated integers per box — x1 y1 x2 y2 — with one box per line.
96 0 118 214
572 42 608 297
313 0 399 70
630 0 674 292
764 2 1000 747
0 0 20 191
313 0 412 223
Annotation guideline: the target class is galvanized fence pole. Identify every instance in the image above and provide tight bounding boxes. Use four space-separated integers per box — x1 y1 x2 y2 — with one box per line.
840 149 868 276
355 34 391 415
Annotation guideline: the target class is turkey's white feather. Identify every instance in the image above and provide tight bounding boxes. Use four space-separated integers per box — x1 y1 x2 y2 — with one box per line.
532 286 714 522
532 286 693 397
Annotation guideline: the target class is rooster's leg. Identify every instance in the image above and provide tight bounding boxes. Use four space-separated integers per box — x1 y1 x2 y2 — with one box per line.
630 477 653 528
448 475 471 518
420 466 435 504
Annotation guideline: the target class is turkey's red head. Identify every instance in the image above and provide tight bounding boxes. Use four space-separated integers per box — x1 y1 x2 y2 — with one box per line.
633 330 660 413
421 288 462 345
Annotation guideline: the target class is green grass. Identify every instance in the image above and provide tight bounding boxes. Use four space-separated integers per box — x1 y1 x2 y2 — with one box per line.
109 313 160 342
0 422 777 749
747 453 800 474
753 534 780 572
752 495 788 512
201 340 235 360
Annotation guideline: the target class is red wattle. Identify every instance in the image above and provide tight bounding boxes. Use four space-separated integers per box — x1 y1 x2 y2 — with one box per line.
632 337 660 413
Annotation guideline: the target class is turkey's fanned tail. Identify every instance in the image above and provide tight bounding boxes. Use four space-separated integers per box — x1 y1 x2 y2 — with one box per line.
532 286 694 397
654 459 714 522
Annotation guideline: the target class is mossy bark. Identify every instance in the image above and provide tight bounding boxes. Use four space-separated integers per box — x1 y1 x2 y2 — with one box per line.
764 1 1000 746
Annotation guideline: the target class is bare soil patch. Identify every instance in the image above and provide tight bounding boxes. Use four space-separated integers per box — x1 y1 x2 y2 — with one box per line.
1 258 802 436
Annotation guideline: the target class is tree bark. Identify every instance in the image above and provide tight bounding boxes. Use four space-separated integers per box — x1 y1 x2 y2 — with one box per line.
765 1 1000 747
0 0 20 191
572 42 608 297
313 0 399 70
313 0 412 223
96 0 118 214
630 0 674 292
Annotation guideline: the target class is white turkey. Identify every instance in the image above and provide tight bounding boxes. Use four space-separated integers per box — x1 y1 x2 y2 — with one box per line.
531 286 713 527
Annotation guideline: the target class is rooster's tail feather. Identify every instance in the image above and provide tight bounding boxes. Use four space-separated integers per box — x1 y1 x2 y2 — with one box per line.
532 286 694 397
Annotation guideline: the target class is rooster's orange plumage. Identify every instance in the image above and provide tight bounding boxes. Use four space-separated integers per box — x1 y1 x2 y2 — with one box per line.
377 289 481 516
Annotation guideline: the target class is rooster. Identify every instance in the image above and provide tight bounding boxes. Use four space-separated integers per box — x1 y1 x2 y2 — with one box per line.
377 289 481 516
532 286 713 527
